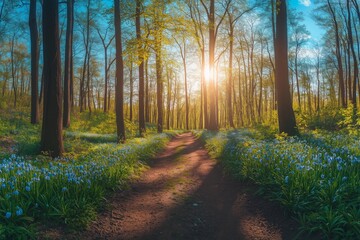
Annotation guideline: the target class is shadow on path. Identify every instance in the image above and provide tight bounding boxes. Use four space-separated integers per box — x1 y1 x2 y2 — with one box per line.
49 132 304 240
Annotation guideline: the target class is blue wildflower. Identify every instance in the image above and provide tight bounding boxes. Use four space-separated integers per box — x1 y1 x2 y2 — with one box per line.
15 207 23 216
5 212 11 219
62 187 68 192
284 176 289 184
25 186 31 192
337 164 342 171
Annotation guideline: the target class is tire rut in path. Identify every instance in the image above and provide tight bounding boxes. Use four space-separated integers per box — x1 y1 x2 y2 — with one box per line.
69 132 300 239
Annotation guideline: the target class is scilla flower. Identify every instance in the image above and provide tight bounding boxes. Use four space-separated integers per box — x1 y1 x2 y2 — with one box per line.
16 207 23 216
5 212 11 219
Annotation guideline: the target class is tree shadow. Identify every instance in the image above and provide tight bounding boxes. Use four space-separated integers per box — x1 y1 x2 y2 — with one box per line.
136 134 305 240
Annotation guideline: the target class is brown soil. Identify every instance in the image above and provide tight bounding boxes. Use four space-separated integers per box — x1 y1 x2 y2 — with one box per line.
41 132 305 240
0 136 16 154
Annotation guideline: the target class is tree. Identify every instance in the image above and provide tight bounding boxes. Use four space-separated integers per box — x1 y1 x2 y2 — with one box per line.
41 0 64 157
347 0 358 114
326 0 346 108
63 0 74 128
96 27 115 113
186 0 208 129
200 0 231 131
225 2 252 128
289 13 310 112
114 0 125 143
29 0 39 124
274 0 298 136
136 0 146 136
174 36 189 130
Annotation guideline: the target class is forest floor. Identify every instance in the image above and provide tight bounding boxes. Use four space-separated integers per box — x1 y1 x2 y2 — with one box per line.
42 132 303 240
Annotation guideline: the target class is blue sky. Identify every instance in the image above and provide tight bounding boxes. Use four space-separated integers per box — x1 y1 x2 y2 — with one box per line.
289 0 325 42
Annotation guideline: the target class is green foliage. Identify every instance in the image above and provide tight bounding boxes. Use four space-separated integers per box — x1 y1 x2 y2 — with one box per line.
0 111 40 157
296 107 342 130
201 129 360 239
337 104 360 135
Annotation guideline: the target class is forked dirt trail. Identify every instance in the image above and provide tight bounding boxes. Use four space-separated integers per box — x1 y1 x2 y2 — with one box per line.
70 132 300 239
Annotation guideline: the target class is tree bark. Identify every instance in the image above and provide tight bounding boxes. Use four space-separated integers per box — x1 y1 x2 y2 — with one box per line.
275 0 298 136
97 28 114 113
114 0 125 143
174 37 189 130
129 61 134 121
227 13 234 128
327 0 346 108
29 0 40 124
41 0 64 157
347 0 358 121
145 58 150 122
63 0 74 128
208 0 217 131
136 0 146 135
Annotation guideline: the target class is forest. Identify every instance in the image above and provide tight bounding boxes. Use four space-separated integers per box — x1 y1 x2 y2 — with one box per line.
0 0 359 239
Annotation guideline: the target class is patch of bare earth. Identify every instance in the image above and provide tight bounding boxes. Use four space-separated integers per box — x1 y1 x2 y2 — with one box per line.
40 132 306 240
0 136 16 154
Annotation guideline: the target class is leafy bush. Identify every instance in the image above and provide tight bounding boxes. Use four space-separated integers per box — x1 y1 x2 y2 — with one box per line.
297 107 342 130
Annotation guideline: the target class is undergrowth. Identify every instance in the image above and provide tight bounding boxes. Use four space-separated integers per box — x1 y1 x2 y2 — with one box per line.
0 110 173 239
200 129 360 239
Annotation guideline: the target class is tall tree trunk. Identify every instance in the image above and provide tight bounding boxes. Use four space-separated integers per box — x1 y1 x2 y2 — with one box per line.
104 50 108 113
327 0 346 107
236 57 244 126
70 50 74 108
136 0 146 135
227 15 234 128
316 53 321 112
114 0 125 143
166 67 171 130
108 87 111 110
80 48 87 112
10 35 17 108
258 43 264 120
29 0 40 124
202 49 208 129
175 37 189 130
172 75 178 129
295 45 301 111
41 0 64 157
346 0 359 108
129 61 134 121
275 0 298 136
208 0 217 131
156 48 163 133
347 0 358 117
63 0 74 128
183 44 189 130
145 58 150 122
97 29 114 113
87 45 92 113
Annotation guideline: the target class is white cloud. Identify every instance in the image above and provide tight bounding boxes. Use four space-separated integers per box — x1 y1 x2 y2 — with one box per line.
299 0 311 7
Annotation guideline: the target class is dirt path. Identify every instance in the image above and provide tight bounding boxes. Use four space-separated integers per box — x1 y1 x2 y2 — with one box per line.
51 132 301 239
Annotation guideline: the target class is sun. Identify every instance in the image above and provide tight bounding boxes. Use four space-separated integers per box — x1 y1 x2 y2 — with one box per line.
204 65 214 82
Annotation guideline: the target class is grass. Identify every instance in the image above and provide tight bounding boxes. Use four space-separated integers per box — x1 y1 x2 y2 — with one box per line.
200 129 360 239
0 110 174 239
